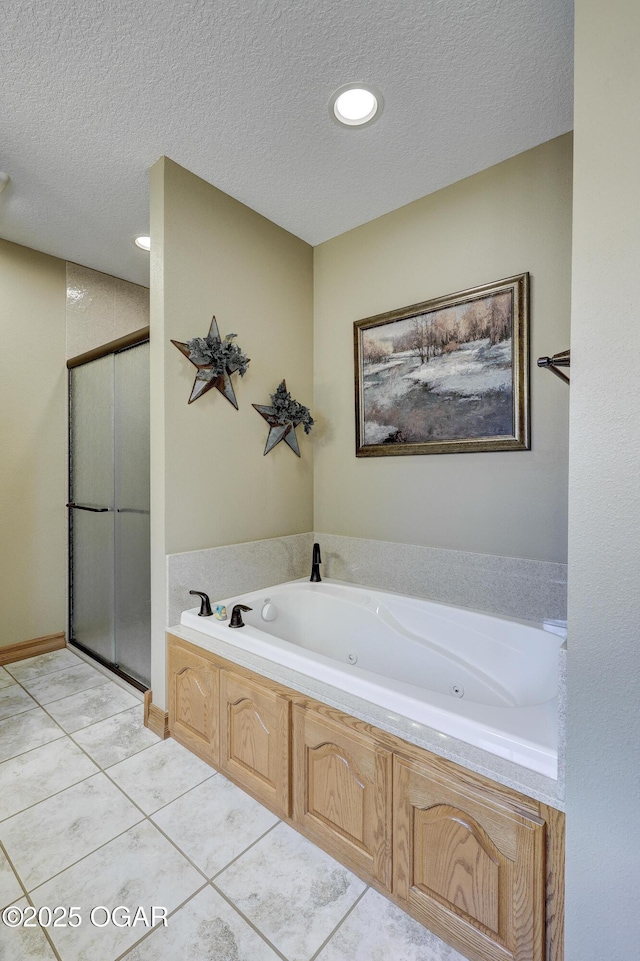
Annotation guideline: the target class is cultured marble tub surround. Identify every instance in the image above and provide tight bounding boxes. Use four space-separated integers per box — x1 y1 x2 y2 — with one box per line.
167 532 314 628
0 646 467 961
316 533 567 624
168 531 566 628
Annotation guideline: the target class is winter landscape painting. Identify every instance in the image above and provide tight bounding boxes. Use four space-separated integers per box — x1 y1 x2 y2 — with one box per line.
354 274 529 456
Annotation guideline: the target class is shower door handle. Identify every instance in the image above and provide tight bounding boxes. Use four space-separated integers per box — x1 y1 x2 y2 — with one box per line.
66 503 112 512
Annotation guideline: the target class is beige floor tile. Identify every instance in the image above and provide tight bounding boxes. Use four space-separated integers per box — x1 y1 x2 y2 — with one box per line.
71 705 158 768
21 664 109 706
216 821 366 961
0 685 37 721
152 774 279 876
0 897 58 960
2 773 143 890
0 667 15 690
0 849 22 910
5 649 83 684
0 709 64 764
0 737 98 822
107 738 213 813
315 887 467 961
31 821 203 961
124 886 281 961
45 682 139 733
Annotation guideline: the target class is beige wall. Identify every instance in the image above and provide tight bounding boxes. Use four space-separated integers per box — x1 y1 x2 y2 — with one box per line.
566 1 640 957
314 134 573 564
66 262 149 359
0 239 67 646
150 157 314 703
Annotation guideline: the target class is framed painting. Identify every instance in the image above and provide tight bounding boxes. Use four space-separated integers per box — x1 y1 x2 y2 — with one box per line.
354 273 529 456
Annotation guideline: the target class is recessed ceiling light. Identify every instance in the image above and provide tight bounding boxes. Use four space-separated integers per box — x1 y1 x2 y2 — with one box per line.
329 83 383 128
133 235 151 251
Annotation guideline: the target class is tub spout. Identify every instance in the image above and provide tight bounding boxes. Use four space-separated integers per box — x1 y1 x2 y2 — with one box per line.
310 542 322 582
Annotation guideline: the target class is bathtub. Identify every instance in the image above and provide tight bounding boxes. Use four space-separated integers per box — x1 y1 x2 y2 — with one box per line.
180 579 563 779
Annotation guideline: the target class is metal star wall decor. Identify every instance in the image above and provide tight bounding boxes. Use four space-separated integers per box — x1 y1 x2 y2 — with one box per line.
253 380 314 457
171 316 250 407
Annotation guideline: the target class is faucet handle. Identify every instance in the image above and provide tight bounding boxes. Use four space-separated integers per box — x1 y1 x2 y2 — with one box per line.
189 590 213 617
229 604 253 629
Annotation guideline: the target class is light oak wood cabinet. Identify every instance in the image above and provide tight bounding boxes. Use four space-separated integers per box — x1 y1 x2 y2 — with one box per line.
292 705 392 888
393 755 546 961
167 638 219 765
166 634 563 961
220 670 291 817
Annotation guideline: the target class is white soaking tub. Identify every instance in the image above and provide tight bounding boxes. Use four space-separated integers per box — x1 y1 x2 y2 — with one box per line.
180 579 563 779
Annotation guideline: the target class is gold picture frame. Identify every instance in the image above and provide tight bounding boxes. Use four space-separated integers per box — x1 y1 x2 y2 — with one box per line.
354 273 530 456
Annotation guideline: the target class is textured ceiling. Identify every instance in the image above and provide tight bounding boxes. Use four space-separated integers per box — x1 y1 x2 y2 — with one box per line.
1 0 573 287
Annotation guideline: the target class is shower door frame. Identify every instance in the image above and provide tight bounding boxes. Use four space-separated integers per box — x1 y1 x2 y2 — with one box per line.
67 326 150 692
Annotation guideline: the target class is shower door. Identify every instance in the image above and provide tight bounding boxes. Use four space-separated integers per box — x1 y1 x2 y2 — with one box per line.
68 339 150 688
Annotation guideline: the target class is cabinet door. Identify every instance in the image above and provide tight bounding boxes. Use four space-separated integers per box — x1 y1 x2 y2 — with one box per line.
393 756 545 961
220 671 291 817
168 640 219 766
293 706 392 888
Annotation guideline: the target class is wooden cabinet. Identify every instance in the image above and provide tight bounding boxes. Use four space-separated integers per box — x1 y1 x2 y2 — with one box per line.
166 634 563 961
292 705 392 888
220 670 291 817
393 755 546 961
168 639 219 765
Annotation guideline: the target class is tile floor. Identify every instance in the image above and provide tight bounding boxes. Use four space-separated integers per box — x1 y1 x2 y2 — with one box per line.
0 650 467 961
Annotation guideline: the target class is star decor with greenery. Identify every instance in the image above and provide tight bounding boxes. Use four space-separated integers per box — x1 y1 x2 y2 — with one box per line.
171 316 250 407
253 380 314 457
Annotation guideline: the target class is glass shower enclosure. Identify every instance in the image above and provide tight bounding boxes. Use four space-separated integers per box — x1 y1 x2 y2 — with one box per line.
68 337 150 689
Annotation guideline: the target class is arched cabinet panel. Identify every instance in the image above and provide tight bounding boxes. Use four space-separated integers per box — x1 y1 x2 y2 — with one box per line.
393 756 545 961
227 697 272 782
168 639 219 765
220 671 290 817
293 706 392 888
414 804 503 934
